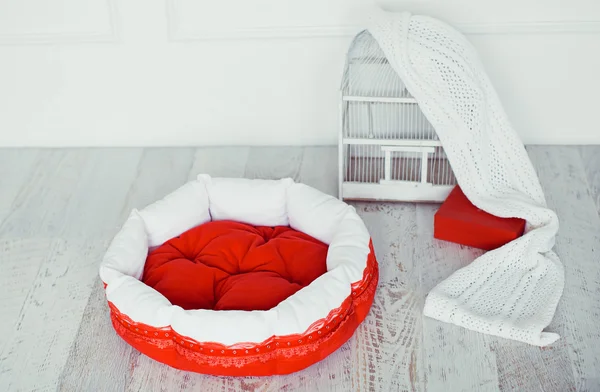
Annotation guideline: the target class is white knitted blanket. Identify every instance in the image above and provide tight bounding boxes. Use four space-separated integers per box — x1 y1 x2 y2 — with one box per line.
367 10 564 346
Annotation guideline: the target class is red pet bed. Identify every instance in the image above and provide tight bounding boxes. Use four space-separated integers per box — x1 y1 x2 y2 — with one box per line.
100 175 378 376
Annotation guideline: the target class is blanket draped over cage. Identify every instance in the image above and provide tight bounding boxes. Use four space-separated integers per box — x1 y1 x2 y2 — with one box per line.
366 10 564 346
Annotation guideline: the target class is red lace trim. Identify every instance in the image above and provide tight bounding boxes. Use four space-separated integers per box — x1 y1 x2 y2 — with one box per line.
106 241 377 366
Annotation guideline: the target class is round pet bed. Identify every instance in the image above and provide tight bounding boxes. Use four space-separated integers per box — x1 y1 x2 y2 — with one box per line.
99 175 379 376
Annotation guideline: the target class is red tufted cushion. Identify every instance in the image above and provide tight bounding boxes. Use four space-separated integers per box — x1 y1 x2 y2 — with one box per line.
142 220 328 311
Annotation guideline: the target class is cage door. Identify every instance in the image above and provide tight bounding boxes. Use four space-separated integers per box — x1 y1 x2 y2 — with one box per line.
379 145 435 186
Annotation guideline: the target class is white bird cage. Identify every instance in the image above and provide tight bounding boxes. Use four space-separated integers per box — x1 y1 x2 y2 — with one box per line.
338 30 456 202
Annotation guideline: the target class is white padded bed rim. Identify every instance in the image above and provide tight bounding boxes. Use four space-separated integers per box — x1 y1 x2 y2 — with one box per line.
99 175 371 346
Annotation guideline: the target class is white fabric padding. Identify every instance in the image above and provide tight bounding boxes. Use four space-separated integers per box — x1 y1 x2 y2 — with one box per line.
199 175 293 227
106 275 175 328
172 309 278 347
99 209 147 284
100 175 371 345
367 10 564 346
326 212 371 283
138 179 211 247
271 267 351 336
287 183 352 244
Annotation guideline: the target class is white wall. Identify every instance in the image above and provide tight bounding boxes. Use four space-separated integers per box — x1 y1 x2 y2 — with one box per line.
0 0 599 147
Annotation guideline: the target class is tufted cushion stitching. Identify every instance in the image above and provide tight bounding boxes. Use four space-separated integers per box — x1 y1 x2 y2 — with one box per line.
142 220 328 312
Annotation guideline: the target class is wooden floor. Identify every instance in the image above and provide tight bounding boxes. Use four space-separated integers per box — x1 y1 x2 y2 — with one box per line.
0 146 599 392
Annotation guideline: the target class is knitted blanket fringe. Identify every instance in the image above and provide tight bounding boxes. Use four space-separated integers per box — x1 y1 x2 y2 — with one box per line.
367 10 564 346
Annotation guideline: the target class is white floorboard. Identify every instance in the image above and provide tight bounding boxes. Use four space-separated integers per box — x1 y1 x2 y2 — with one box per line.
528 146 600 391
579 145 600 218
0 146 597 392
0 149 39 228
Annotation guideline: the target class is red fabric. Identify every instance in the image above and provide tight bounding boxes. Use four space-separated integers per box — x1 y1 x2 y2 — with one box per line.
142 220 328 311
107 242 378 376
434 186 526 251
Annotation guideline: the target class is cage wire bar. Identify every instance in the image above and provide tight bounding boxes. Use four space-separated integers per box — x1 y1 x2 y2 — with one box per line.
338 30 456 202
